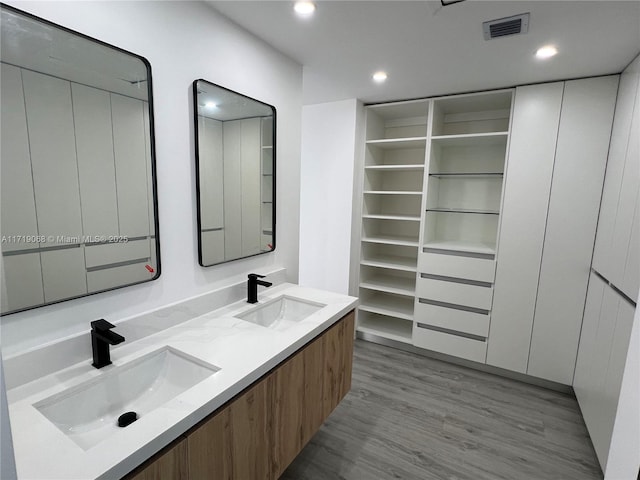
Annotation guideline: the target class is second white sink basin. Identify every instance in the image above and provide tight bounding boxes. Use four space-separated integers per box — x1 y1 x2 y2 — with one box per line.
236 295 325 330
34 346 220 450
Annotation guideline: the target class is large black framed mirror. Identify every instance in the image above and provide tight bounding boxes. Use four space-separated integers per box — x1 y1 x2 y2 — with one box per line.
0 4 160 315
193 79 276 266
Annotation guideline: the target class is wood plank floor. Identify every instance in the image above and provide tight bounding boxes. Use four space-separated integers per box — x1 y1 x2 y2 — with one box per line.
281 339 602 480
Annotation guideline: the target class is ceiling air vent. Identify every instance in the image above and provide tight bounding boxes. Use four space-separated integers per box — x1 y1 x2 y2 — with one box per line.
483 13 530 40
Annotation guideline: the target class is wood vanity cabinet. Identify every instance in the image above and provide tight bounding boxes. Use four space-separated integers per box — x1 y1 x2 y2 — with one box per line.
123 310 355 480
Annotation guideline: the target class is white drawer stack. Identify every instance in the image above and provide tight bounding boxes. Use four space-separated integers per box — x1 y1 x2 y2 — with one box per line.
412 250 496 362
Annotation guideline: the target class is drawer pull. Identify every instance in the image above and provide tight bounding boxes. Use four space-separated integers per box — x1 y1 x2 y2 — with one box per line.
416 322 486 342
423 247 495 260
420 273 492 288
418 298 489 315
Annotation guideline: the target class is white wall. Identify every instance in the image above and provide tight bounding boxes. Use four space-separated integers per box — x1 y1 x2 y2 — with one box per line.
0 1 302 356
299 99 359 294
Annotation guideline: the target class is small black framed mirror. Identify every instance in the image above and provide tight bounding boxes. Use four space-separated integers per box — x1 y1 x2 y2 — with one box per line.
193 79 276 266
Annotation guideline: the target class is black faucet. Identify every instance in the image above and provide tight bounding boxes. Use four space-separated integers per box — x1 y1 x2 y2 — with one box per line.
91 319 125 369
247 273 272 304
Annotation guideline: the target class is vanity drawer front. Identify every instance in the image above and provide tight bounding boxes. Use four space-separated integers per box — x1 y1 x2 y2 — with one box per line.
414 300 490 337
418 252 495 283
412 322 487 363
416 277 493 311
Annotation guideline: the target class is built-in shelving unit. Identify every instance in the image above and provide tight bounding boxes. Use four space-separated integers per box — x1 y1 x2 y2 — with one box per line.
414 90 512 362
354 100 429 343
353 90 513 358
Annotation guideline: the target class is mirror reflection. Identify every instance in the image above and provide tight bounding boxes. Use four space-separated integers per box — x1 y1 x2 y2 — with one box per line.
0 6 160 315
193 80 275 266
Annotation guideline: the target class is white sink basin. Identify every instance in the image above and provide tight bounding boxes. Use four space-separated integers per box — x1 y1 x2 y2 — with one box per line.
34 346 220 450
236 295 325 330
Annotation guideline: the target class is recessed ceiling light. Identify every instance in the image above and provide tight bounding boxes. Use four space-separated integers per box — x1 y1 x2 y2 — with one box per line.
205 101 217 108
372 71 388 83
536 45 558 59
294 1 316 17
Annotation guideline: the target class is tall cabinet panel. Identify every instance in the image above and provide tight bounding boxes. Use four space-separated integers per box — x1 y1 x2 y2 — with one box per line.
240 118 262 256
198 116 225 265
527 76 619 384
486 83 563 373
0 64 44 312
71 83 119 238
574 275 636 470
111 93 150 239
21 69 87 302
223 120 243 260
21 69 83 246
592 61 640 283
615 74 640 299
0 64 39 251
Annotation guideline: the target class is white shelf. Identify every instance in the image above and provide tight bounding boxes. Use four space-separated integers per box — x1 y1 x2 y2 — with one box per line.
359 297 414 321
361 255 417 272
365 164 424 171
262 145 273 149
362 214 421 222
429 173 503 178
431 132 508 147
357 315 413 344
362 234 419 247
423 240 496 255
366 137 426 149
364 190 422 196
426 207 500 215
360 274 416 296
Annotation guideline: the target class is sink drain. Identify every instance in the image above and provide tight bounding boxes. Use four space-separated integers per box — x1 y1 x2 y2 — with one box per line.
117 411 138 427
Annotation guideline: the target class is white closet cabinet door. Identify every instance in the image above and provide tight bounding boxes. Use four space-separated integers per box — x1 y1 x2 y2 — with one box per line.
597 298 636 471
40 248 87 302
0 254 44 313
71 83 119 238
486 82 563 373
198 117 224 231
592 56 640 281
573 273 607 405
241 118 261 256
111 93 150 238
223 120 242 259
0 64 39 252
615 69 640 300
527 76 619 385
201 230 225 265
21 70 82 246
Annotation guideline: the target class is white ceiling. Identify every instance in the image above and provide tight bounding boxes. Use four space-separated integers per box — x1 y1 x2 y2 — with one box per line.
208 0 640 105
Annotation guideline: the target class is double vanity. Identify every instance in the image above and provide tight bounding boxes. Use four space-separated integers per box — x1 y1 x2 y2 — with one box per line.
7 283 357 479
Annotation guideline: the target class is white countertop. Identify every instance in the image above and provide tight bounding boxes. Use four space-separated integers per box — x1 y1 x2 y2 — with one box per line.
7 283 358 480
